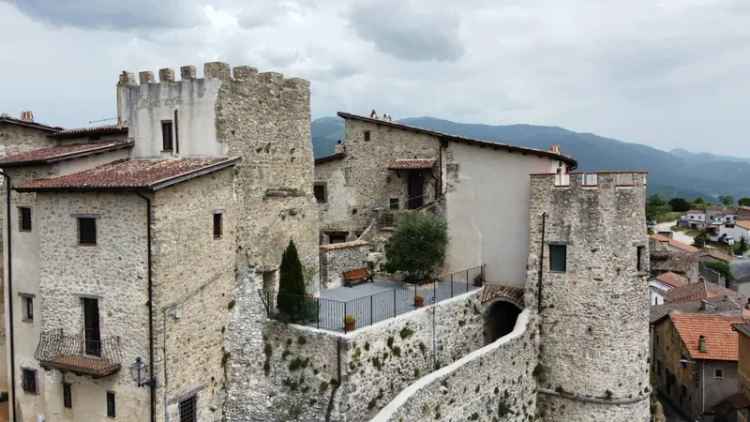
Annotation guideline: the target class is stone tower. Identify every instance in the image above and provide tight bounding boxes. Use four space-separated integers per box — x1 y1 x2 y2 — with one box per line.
526 172 650 422
116 62 319 290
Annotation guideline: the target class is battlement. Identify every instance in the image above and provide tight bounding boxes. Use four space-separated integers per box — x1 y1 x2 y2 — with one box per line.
117 61 310 90
531 171 647 189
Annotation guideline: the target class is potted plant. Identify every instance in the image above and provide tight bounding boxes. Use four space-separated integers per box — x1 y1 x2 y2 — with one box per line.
414 295 424 307
344 315 356 332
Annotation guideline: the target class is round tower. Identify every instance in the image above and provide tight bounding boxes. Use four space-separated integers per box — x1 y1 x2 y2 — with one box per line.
526 172 650 422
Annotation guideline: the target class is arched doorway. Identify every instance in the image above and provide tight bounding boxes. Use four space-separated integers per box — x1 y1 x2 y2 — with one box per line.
484 300 522 344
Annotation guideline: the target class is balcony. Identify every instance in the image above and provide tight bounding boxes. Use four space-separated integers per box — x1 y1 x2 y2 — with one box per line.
35 329 123 378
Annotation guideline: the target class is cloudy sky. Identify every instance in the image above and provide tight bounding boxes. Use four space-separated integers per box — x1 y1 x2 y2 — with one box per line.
1 0 748 156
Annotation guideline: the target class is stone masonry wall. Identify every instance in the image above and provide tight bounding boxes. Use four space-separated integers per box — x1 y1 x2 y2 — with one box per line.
225 288 485 421
215 65 320 292
320 240 371 289
373 309 537 422
151 168 237 422
526 173 651 422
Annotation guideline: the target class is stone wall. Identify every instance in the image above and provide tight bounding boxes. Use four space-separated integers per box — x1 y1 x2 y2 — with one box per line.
526 172 651 422
320 240 371 289
373 309 536 422
151 167 238 422
225 288 486 421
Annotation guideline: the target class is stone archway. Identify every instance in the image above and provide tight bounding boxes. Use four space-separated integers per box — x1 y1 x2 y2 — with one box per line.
483 300 522 344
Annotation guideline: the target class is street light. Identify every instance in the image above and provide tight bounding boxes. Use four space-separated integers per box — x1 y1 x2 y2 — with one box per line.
130 357 153 387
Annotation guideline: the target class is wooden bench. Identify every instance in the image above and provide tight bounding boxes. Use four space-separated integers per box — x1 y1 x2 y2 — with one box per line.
343 268 373 287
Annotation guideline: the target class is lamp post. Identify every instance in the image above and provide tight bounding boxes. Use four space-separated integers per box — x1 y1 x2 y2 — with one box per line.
130 357 153 387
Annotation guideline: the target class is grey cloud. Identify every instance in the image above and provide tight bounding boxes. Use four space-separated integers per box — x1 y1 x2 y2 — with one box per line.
12 0 207 30
347 0 464 62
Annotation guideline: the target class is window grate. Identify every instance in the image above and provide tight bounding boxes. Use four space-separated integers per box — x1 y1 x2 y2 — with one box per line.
179 395 197 422
22 296 34 321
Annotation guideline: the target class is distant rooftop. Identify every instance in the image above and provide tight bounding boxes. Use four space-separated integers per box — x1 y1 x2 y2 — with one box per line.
0 141 133 168
650 233 699 254
670 313 743 361
0 114 62 132
665 281 739 304
16 157 239 192
337 112 578 167
655 271 689 289
49 125 128 140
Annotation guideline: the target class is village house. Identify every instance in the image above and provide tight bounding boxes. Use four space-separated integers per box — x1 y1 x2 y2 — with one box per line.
650 271 689 305
732 322 750 422
651 312 743 420
649 233 701 281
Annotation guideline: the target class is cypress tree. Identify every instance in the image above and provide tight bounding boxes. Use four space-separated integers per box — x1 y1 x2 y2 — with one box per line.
277 240 307 321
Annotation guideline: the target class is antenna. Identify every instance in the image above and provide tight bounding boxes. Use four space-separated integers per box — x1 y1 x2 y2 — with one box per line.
88 117 117 124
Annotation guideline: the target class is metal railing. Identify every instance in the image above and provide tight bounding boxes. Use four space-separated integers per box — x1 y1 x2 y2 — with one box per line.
35 329 123 377
261 265 485 333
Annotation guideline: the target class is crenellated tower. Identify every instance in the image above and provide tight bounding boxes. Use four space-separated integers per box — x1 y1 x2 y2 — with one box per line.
526 172 650 422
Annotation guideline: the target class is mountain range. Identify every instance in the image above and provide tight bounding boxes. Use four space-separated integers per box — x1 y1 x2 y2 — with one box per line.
311 116 750 200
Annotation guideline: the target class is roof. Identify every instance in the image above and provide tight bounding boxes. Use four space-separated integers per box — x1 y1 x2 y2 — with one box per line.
314 152 346 165
701 249 735 263
337 112 577 167
665 282 738 304
0 115 62 132
670 313 743 361
319 239 369 252
387 158 436 170
650 297 743 324
656 272 689 289
49 125 128 140
650 233 699 253
0 141 133 168
16 157 239 192
711 393 750 415
736 220 750 230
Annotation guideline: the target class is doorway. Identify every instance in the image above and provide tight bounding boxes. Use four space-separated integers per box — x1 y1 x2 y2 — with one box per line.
83 298 101 356
484 301 521 344
407 172 425 209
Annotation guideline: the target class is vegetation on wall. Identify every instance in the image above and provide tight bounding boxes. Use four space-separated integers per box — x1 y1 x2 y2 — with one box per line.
384 213 448 282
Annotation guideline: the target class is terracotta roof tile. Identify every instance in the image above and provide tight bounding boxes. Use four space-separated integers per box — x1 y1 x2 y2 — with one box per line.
0 141 133 167
49 125 128 139
0 115 62 132
665 282 738 304
656 272 689 288
387 159 436 170
701 249 736 263
736 220 750 231
650 234 699 253
16 157 239 192
670 313 744 361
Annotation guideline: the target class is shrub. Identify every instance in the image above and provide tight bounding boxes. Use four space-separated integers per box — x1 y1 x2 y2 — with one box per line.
277 240 308 322
384 213 448 281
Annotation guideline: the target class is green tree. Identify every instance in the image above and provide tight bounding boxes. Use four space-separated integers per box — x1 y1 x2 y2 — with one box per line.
735 237 749 255
704 260 733 282
668 198 691 212
739 197 750 207
694 197 705 205
385 213 448 282
719 195 735 207
646 194 670 221
648 194 666 207
277 240 308 322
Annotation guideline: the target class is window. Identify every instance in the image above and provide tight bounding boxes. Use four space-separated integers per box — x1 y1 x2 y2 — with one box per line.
179 395 197 422
549 244 567 272
22 368 37 394
363 130 371 142
389 198 399 210
21 295 34 321
314 183 327 204
107 391 116 418
715 369 724 379
213 212 223 240
63 382 72 409
78 217 97 245
637 246 646 272
83 298 101 357
162 120 174 152
19 207 32 232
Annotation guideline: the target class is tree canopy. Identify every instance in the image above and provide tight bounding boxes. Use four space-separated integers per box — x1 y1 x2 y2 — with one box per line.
385 213 448 282
277 240 308 322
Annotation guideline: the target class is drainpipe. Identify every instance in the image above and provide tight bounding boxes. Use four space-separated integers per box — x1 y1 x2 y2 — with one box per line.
1 170 17 422
136 192 156 422
537 212 547 315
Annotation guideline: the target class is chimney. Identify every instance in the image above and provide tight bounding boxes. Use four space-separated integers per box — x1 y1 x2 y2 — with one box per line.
698 335 707 353
20 111 34 122
549 144 561 154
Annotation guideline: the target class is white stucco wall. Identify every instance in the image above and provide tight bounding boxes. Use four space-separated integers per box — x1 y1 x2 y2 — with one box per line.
120 78 225 159
443 142 563 286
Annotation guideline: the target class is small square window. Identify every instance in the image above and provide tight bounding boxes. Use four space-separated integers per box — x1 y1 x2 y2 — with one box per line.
179 395 197 422
715 369 724 379
389 198 399 210
363 130 371 142
21 295 34 322
213 213 223 239
22 368 37 394
78 217 97 245
314 183 327 204
63 382 72 408
19 207 32 232
162 120 174 152
107 391 116 418
549 244 567 272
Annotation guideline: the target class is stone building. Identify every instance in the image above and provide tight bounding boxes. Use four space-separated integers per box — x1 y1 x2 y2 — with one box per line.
526 172 651 421
314 112 576 286
2 62 319 422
